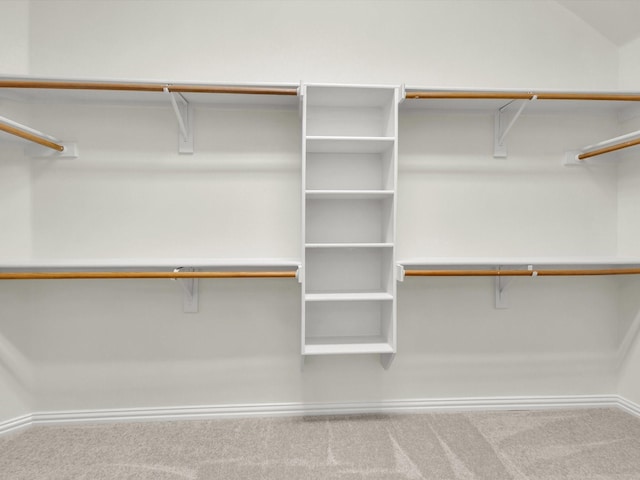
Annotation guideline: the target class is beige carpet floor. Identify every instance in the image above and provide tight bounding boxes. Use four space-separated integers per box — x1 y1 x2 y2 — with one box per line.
1 408 640 479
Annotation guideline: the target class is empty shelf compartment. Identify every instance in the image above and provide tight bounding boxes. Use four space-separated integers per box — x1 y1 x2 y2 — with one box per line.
304 300 395 355
306 197 394 244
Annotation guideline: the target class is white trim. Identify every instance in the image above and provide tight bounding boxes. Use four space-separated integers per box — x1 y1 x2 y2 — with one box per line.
617 396 640 417
2 395 638 436
0 414 32 436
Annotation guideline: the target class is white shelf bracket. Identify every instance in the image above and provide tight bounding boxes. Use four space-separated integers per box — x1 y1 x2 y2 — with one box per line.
381 353 395 370
495 275 515 309
296 265 303 284
495 265 536 309
396 264 405 282
494 95 536 158
172 267 199 313
164 87 194 154
26 142 79 159
563 150 583 166
298 81 305 119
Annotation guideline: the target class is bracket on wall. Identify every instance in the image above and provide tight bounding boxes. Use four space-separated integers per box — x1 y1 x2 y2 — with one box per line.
298 81 305 119
494 96 537 158
381 353 395 370
563 150 584 166
495 265 536 309
295 265 303 284
26 142 79 159
172 267 199 313
396 264 405 282
164 87 194 154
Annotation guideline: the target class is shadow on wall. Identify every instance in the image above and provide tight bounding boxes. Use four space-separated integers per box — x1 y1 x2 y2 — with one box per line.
617 276 640 368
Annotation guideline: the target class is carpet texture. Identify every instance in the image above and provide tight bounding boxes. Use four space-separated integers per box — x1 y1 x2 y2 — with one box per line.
1 408 640 479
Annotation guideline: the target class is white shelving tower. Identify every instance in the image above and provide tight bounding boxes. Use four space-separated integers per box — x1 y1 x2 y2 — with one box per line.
301 84 399 368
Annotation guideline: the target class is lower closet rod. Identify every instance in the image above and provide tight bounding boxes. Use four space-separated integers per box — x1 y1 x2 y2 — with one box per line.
0 122 64 152
578 137 640 160
405 268 640 277
0 271 297 280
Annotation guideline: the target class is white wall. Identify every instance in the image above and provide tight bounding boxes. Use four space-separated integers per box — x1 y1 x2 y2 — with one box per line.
619 36 640 91
398 111 619 258
0 281 33 425
0 0 636 418
616 36 640 406
0 0 29 75
617 276 640 406
25 103 300 260
28 0 618 89
0 143 33 425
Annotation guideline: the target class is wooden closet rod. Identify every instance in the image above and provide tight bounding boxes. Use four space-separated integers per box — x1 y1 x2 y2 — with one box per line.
0 121 64 152
0 80 298 96
405 91 640 102
405 268 640 277
0 271 297 280
170 85 298 95
578 137 640 160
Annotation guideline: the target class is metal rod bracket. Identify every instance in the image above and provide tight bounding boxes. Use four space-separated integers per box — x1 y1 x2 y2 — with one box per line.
164 87 194 154
494 96 536 158
381 353 395 370
173 267 199 313
563 150 583 166
26 142 79 159
396 264 405 282
495 265 536 309
298 81 305 119
296 265 303 284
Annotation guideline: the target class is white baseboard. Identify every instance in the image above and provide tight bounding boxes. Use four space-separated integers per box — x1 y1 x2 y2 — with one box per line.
2 394 638 436
0 414 32 436
617 396 640 417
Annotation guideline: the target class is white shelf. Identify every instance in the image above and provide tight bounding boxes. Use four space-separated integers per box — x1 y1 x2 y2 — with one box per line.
303 338 394 355
401 86 640 115
398 257 640 270
306 136 394 153
305 243 393 249
306 190 394 200
0 257 301 272
0 76 299 109
305 292 394 302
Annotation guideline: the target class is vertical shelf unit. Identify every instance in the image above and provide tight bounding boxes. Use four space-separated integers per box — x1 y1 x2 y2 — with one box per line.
301 84 399 368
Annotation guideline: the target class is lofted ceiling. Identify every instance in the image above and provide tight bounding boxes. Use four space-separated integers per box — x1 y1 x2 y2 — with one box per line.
557 0 640 46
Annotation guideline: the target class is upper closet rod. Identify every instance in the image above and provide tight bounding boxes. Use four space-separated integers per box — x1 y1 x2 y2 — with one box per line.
0 80 298 96
405 91 640 101
405 268 640 277
0 271 297 280
0 117 64 152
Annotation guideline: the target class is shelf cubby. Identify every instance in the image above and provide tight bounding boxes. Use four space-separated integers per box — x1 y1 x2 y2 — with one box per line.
306 149 394 191
304 300 394 355
305 197 394 244
305 86 396 138
305 248 394 296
